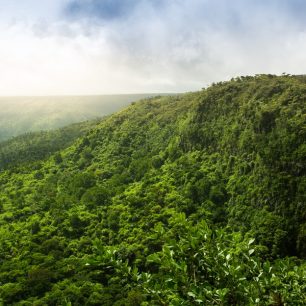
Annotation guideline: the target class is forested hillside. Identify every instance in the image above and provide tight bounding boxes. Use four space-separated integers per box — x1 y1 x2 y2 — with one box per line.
0 94 163 142
0 75 305 305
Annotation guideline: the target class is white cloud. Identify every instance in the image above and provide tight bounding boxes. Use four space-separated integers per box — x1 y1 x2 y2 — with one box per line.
0 0 306 95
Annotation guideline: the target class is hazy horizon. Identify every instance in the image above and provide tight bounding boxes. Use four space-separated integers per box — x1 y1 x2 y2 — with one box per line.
0 93 165 141
0 92 177 98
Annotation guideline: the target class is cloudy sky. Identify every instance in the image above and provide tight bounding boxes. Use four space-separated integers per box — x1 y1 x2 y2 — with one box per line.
0 0 306 95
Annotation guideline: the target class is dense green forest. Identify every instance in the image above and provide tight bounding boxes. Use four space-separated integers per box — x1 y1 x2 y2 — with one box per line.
0 75 305 305
0 94 163 142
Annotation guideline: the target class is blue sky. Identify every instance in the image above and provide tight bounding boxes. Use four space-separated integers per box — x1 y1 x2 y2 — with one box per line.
0 0 306 95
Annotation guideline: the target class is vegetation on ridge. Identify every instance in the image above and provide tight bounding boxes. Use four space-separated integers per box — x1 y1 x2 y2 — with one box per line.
0 75 305 305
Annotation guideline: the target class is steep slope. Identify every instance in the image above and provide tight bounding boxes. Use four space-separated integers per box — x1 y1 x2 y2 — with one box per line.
0 75 305 305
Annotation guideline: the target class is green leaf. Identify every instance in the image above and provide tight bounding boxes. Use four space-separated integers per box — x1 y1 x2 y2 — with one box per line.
188 292 196 298
248 238 255 246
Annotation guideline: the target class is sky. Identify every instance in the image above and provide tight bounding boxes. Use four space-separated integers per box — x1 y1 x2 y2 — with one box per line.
0 0 306 95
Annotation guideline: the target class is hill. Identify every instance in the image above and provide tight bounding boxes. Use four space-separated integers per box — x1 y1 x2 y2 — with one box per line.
0 120 99 170
0 75 305 305
0 94 165 141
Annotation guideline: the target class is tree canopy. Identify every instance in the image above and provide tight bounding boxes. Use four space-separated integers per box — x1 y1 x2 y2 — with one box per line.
0 75 305 305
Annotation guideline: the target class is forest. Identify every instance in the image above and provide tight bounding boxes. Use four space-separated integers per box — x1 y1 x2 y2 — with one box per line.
0 75 305 305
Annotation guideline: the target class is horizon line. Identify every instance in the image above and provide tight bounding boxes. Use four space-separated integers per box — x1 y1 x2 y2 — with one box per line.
0 92 183 98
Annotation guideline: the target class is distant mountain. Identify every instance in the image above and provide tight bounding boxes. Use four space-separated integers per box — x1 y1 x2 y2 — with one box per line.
0 75 305 305
0 120 98 170
0 94 167 141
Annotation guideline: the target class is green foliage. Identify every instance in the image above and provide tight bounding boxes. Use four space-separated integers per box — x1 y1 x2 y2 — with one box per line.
0 75 305 304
